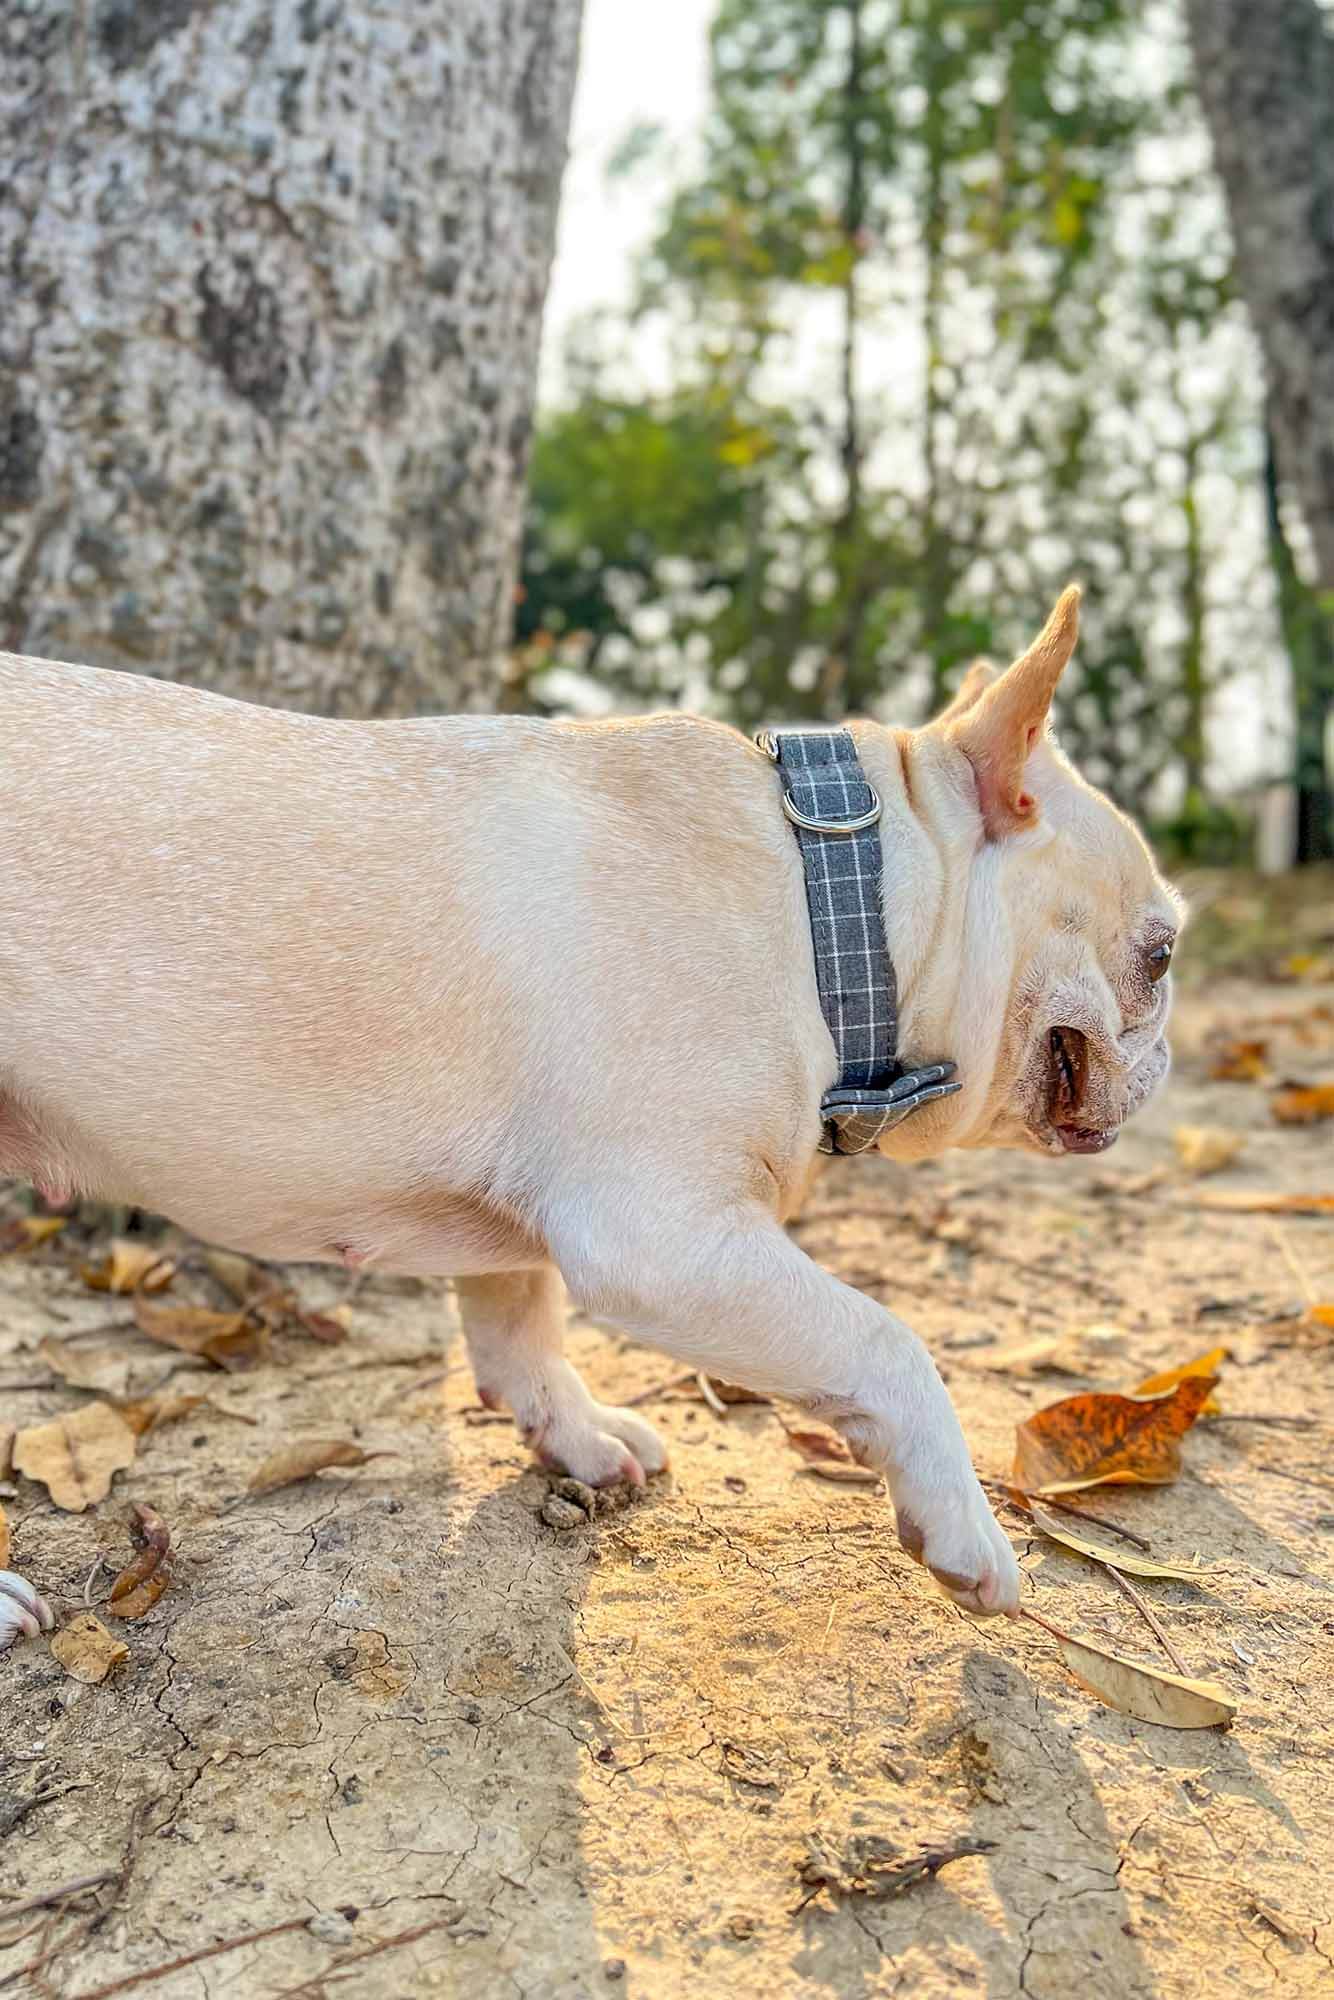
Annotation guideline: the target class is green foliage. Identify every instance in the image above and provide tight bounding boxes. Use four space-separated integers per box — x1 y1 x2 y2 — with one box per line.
522 0 1269 826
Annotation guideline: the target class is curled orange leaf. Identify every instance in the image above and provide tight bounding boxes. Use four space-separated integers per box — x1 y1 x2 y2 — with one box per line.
1013 1376 1217 1496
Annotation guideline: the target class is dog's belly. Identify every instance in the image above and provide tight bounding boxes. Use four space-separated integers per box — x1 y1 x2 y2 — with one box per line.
156 1183 548 1281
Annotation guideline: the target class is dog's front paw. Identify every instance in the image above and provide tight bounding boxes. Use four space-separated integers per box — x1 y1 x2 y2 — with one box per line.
0 1570 55 1651
893 1489 1020 1618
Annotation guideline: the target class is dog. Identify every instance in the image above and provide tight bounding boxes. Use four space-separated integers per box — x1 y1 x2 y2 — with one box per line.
0 585 1179 1643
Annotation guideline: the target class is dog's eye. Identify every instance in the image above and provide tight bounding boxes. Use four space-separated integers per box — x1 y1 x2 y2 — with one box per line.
1145 940 1173 983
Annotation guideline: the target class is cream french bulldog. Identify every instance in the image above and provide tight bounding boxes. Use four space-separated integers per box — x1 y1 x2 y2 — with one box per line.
0 586 1180 1646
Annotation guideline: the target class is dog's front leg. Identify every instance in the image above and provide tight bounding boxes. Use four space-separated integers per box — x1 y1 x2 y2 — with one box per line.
554 1206 1020 1616
455 1267 669 1488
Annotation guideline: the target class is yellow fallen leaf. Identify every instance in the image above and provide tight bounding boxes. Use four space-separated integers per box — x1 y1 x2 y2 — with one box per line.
1308 1304 1334 1330
1279 952 1334 984
1132 1347 1225 1415
246 1439 391 1497
13 1404 137 1510
1024 1611 1235 1728
0 1501 9 1568
0 1215 67 1253
82 1240 174 1294
1271 1083 1334 1126
1205 1036 1270 1083
1173 1126 1244 1177
50 1613 129 1684
1194 1191 1334 1215
1026 1502 1220 1582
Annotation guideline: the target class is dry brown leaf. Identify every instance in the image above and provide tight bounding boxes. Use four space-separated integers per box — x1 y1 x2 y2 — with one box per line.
106 1504 174 1620
786 1427 855 1466
0 1500 9 1569
130 1292 266 1372
1013 1375 1216 1496
36 1334 132 1397
13 1404 137 1510
50 1612 129 1684
82 1240 174 1294
1025 1611 1235 1728
294 1305 350 1345
0 1423 12 1477
246 1438 390 1497
1173 1126 1244 1177
1026 1501 1219 1582
1132 1347 1226 1415
0 1215 67 1254
1270 1083 1334 1126
205 1250 348 1343
115 1391 209 1438
1194 1190 1334 1215
1205 1036 1270 1083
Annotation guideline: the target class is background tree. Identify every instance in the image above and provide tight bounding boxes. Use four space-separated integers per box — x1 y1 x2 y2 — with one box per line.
0 0 582 715
523 0 1268 845
1185 0 1334 860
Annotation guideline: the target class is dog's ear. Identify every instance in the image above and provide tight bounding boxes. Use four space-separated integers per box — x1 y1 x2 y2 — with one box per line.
939 585 1080 840
933 658 998 726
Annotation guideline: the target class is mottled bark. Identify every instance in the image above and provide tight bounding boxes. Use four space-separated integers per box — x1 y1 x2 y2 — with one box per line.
1184 0 1334 591
0 0 582 714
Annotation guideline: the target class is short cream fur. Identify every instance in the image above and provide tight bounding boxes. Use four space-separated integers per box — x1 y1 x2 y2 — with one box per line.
0 587 1180 1629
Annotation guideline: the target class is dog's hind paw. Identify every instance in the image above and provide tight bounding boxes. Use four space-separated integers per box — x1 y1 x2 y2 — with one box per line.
0 1570 55 1651
532 1403 669 1491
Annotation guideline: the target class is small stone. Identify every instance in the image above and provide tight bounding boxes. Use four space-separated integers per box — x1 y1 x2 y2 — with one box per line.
603 1961 626 1983
728 1913 756 1940
540 1496 587 1531
307 1911 357 1945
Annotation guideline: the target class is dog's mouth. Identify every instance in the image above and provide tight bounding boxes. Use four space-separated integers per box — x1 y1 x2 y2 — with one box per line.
1045 1025 1118 1154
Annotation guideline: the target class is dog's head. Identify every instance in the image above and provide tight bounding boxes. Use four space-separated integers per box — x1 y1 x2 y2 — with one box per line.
917 586 1182 1158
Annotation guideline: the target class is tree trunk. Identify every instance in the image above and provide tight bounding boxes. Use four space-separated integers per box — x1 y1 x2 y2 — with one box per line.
1184 0 1334 592
0 0 582 715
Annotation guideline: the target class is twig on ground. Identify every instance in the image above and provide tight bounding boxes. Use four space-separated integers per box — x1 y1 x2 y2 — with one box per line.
988 1483 1153 1553
1 1799 153 1996
1209 1414 1322 1431
1105 1564 1190 1676
696 1373 729 1419
623 1373 693 1408
0 1873 118 1924
62 1919 313 2000
269 1915 460 1998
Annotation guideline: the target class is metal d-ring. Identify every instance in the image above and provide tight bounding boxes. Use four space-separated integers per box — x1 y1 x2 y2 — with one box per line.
781 789 882 835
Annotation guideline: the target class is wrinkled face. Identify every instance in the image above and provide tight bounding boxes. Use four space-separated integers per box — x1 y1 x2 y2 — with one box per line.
974 753 1182 1157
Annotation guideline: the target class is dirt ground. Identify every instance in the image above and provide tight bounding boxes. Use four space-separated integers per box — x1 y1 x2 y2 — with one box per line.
2 883 1333 1999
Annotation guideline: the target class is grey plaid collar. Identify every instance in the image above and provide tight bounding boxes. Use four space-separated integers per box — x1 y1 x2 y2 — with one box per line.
757 728 960 1155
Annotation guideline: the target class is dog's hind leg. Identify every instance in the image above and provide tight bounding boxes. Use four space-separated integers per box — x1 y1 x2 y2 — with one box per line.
454 1267 668 1488
0 1571 54 1651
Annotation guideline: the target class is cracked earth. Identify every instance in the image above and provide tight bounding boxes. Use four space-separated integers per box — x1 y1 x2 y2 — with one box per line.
2 923 1333 1996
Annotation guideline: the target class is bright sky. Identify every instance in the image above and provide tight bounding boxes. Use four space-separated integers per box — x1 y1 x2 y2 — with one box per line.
540 0 713 400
